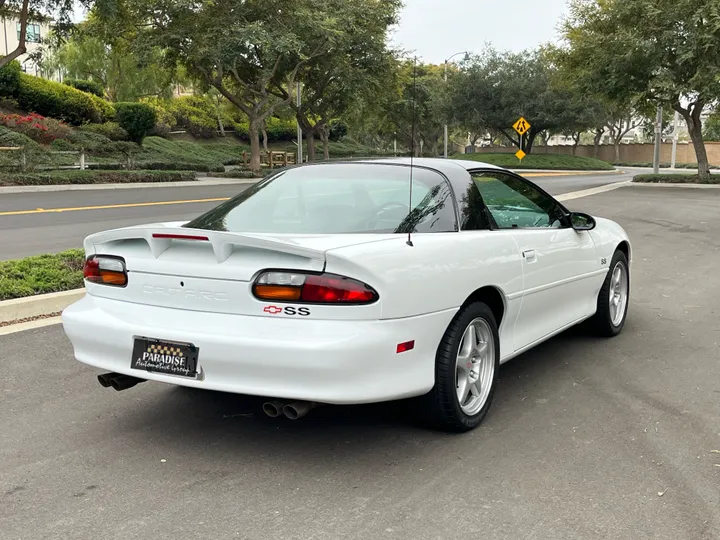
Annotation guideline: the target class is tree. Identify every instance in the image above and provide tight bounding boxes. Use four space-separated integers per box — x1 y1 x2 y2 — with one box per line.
448 47 580 154
560 0 720 178
703 109 720 142
131 0 381 173
287 0 400 161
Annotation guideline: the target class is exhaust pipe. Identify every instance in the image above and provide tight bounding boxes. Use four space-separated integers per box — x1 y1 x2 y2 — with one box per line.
282 401 316 420
262 400 286 418
109 374 145 391
97 372 116 388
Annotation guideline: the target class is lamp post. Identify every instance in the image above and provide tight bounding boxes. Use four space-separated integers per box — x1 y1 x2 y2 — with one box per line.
444 51 468 159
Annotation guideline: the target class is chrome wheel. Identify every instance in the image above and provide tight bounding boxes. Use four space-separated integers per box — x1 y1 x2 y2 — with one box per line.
455 317 495 416
609 261 628 326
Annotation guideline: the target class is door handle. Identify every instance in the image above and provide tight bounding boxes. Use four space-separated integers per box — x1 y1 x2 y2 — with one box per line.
522 249 537 263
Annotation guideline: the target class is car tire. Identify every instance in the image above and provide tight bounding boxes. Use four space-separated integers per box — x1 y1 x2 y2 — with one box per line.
589 249 630 337
423 302 500 433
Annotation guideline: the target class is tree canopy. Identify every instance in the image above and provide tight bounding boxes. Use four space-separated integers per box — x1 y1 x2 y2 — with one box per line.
559 0 720 177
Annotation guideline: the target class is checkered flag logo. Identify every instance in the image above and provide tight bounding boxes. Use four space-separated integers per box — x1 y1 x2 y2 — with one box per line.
147 344 183 357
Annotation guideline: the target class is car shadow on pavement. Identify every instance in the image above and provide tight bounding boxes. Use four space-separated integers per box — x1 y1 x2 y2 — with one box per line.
106 318 639 468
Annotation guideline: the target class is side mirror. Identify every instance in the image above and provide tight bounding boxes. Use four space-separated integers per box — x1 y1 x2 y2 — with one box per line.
570 212 596 231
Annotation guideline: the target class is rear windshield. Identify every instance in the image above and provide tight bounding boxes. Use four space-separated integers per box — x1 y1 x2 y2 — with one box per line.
185 163 457 234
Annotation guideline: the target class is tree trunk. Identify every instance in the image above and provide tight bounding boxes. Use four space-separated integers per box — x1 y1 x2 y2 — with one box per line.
305 128 316 161
593 128 604 159
686 114 710 179
525 130 538 154
572 132 581 155
613 140 621 163
261 121 269 153
217 110 225 137
321 129 330 160
248 120 262 173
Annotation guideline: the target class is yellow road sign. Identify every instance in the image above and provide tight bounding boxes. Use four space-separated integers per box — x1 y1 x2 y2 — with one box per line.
513 117 530 136
515 149 526 161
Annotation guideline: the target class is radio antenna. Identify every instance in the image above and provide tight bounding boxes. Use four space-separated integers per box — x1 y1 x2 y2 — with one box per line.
407 57 418 247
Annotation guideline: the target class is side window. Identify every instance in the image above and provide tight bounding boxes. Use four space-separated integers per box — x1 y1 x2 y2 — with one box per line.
471 172 566 229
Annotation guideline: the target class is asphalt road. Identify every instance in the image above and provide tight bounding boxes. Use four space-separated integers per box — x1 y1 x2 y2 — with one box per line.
2 185 719 540
0 170 629 260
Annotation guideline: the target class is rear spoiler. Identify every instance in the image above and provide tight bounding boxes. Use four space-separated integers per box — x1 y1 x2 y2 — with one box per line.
83 223 327 264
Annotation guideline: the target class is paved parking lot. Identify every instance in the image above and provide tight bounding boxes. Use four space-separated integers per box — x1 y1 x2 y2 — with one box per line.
2 185 719 540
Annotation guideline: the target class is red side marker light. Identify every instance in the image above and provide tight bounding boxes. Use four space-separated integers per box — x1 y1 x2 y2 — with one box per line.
396 340 415 354
152 233 209 241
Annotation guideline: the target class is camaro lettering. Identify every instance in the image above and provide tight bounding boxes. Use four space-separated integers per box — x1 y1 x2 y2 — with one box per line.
142 285 228 301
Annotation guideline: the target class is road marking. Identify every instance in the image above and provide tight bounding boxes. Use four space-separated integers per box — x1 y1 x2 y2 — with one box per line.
556 181 632 202
0 197 231 216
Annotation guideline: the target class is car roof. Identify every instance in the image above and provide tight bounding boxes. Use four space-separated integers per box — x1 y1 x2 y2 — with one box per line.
355 157 505 173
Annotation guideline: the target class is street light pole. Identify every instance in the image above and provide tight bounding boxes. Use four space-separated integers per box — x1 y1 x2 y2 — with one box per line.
653 104 663 174
443 51 468 159
296 82 303 164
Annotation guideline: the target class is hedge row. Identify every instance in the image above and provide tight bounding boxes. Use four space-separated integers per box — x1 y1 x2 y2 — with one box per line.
0 169 196 186
0 249 85 301
632 174 720 184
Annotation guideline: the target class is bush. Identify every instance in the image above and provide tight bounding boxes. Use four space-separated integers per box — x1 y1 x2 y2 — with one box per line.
67 130 114 153
90 94 116 121
632 173 720 184
0 169 196 186
0 112 73 144
0 60 21 97
15 73 109 125
79 122 129 141
63 79 105 98
115 102 156 143
233 116 296 142
328 119 348 141
212 168 260 179
165 96 219 138
0 249 86 301
141 98 177 138
0 124 38 148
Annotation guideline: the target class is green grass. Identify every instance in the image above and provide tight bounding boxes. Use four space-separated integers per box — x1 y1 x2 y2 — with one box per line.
0 169 196 186
632 173 720 184
454 152 615 171
614 161 720 170
0 249 85 301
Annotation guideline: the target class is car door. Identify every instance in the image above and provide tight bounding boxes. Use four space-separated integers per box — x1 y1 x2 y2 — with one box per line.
470 170 601 352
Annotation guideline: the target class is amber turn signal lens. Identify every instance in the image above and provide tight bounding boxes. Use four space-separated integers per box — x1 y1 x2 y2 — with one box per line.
83 256 128 287
253 284 302 301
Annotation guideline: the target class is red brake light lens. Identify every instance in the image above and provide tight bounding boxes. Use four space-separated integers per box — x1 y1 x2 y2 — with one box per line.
253 271 378 305
301 275 376 303
83 256 127 286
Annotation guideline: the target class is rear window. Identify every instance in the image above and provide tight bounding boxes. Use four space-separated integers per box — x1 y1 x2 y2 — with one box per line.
185 163 457 234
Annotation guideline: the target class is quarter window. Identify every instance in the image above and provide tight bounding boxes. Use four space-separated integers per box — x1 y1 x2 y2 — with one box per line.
470 172 566 229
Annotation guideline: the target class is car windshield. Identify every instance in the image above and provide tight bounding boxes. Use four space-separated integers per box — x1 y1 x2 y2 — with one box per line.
185 163 457 234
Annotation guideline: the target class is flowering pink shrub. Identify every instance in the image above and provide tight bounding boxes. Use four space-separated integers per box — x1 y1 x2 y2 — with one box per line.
0 112 73 144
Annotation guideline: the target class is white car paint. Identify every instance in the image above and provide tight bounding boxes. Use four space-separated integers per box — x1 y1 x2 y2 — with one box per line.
61 159 631 405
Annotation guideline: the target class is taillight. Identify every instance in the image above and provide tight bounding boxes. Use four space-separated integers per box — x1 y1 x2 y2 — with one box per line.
252 271 378 304
83 256 127 287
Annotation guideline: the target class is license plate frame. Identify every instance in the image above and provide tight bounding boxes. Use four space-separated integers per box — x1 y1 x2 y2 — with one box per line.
131 336 199 378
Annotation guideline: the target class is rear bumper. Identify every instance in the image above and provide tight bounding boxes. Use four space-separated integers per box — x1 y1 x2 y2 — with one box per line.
61 294 456 404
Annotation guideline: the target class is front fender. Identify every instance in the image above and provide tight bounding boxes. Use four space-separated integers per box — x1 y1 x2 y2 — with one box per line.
589 216 631 264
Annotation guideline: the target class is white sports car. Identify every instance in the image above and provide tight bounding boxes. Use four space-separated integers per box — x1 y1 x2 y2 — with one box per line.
62 158 631 432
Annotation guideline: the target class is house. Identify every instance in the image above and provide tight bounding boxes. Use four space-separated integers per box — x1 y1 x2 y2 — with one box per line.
0 13 53 76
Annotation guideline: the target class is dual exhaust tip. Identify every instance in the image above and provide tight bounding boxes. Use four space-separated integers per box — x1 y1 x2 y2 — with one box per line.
97 372 146 391
262 400 316 420
98 373 314 420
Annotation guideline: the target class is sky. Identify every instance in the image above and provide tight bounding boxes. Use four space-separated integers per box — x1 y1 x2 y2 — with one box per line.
389 0 570 64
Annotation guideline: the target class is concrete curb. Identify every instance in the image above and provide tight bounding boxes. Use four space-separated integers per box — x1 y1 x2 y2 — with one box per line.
0 178 261 194
628 182 720 189
0 289 85 324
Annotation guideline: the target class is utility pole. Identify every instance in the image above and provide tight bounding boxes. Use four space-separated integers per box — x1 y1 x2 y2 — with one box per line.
443 51 468 159
670 111 679 169
296 82 303 164
653 105 663 174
